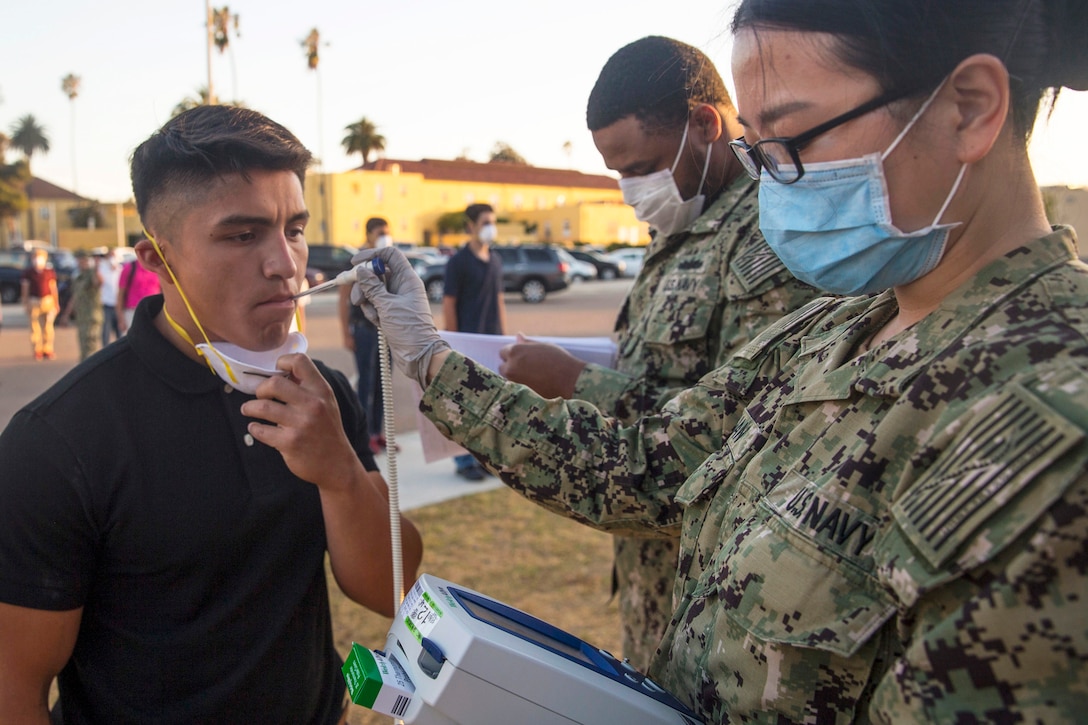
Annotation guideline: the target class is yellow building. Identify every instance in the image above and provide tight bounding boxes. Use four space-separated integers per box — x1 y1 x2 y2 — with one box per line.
303 158 650 249
5 177 142 251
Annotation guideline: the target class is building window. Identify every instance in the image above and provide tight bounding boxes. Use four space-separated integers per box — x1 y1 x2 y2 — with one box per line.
513 194 523 210
401 185 407 197
375 184 384 202
557 194 566 207
562 219 571 237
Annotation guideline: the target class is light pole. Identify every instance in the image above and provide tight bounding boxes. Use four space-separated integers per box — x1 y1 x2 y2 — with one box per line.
61 73 80 193
302 28 332 243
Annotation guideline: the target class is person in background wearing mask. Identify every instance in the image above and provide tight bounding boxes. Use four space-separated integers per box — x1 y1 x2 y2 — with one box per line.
0 105 422 724
20 248 59 361
59 249 104 362
97 247 123 346
351 0 1088 720
499 35 820 671
339 216 397 454
442 202 505 481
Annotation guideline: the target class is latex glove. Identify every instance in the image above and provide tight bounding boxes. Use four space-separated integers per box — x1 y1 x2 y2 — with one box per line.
350 247 450 388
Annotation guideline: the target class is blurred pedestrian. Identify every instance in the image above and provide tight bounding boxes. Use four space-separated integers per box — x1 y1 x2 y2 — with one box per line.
339 217 396 454
116 250 161 335
60 249 104 361
20 248 59 361
98 247 123 345
443 203 505 480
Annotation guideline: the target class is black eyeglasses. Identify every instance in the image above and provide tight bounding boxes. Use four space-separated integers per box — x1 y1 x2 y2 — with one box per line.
729 87 915 184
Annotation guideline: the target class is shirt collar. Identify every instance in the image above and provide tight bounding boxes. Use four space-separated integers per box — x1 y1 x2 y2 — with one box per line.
127 295 223 395
792 227 1080 400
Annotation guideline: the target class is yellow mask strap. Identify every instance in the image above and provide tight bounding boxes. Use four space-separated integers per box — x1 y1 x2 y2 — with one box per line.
144 227 239 383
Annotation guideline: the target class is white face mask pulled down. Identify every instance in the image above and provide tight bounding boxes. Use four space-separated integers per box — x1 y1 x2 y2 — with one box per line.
145 229 309 395
618 122 713 237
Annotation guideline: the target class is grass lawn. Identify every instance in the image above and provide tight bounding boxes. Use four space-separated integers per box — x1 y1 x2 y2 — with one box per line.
330 486 623 725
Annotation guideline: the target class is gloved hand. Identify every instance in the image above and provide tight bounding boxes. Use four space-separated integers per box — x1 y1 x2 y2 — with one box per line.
350 247 450 389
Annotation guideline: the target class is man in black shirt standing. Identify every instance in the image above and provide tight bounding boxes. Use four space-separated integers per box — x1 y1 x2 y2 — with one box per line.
441 203 505 480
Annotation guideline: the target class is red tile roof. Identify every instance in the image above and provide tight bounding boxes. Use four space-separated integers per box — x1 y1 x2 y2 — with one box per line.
27 177 86 202
359 158 619 190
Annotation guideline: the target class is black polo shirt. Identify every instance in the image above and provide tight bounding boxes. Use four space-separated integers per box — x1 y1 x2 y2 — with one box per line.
0 295 377 724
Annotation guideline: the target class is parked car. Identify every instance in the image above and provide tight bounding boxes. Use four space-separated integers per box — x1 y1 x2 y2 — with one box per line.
557 249 597 283
569 248 626 280
492 244 571 303
416 245 572 304
408 255 449 303
0 246 77 306
306 243 359 279
608 247 648 278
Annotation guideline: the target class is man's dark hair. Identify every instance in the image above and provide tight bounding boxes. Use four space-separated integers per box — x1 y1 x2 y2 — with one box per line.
130 105 313 229
365 217 389 235
586 35 731 134
464 203 494 224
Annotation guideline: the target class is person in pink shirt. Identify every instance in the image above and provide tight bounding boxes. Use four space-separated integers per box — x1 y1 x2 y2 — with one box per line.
116 256 161 334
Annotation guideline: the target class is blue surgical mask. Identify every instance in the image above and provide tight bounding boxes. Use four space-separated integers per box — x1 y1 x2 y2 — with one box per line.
758 82 966 295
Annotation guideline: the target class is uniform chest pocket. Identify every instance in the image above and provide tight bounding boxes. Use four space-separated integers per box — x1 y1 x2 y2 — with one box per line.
636 275 721 350
716 502 895 658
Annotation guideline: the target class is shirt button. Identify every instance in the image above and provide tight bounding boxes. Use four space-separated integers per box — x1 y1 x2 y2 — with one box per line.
244 433 255 447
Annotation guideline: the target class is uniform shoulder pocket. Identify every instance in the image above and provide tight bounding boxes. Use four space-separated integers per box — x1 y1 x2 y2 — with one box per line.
892 382 1086 571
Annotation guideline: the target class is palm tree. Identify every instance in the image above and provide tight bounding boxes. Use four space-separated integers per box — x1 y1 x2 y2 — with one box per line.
9 115 50 167
342 117 386 165
9 115 49 239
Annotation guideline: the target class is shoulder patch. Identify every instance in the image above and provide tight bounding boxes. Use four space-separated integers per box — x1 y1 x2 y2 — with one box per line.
730 237 788 293
893 383 1086 570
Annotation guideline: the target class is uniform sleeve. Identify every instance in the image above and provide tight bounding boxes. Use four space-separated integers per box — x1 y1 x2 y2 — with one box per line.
421 352 743 536
871 371 1088 721
0 410 96 610
871 474 1088 721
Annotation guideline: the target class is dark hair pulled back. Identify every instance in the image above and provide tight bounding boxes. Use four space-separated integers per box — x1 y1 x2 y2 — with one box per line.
732 0 1088 136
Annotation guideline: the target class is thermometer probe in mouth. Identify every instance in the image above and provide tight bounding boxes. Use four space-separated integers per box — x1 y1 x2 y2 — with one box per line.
292 257 387 299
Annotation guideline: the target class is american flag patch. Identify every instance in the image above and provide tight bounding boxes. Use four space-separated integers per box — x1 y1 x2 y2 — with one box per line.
893 384 1083 568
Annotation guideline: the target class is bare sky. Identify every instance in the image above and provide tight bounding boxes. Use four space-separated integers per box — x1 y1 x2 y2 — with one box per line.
4 0 1084 202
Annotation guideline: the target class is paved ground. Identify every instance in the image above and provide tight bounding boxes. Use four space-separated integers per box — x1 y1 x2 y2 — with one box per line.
0 280 629 510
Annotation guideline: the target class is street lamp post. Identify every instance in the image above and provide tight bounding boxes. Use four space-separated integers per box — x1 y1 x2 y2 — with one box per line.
61 73 81 193
302 28 332 243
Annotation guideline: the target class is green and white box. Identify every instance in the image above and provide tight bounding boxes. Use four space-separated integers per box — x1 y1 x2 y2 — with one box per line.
342 643 416 718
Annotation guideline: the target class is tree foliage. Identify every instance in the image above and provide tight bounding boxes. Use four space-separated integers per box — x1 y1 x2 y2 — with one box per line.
342 117 386 165
0 156 30 247
171 88 245 118
489 142 527 165
437 210 466 234
9 115 50 166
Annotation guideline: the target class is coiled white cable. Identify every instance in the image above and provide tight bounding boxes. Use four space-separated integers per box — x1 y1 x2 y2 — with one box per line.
378 328 404 615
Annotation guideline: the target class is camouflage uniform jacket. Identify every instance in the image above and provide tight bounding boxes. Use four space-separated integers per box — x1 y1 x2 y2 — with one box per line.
421 228 1088 723
575 175 818 426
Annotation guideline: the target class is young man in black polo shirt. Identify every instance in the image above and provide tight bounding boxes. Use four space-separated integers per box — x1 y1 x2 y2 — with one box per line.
441 203 506 480
0 105 422 724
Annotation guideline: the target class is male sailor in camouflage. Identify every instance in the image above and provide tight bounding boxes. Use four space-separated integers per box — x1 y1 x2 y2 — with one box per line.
351 0 1088 719
500 36 818 671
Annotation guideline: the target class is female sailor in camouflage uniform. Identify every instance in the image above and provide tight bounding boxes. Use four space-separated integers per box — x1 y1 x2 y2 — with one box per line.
353 1 1088 721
